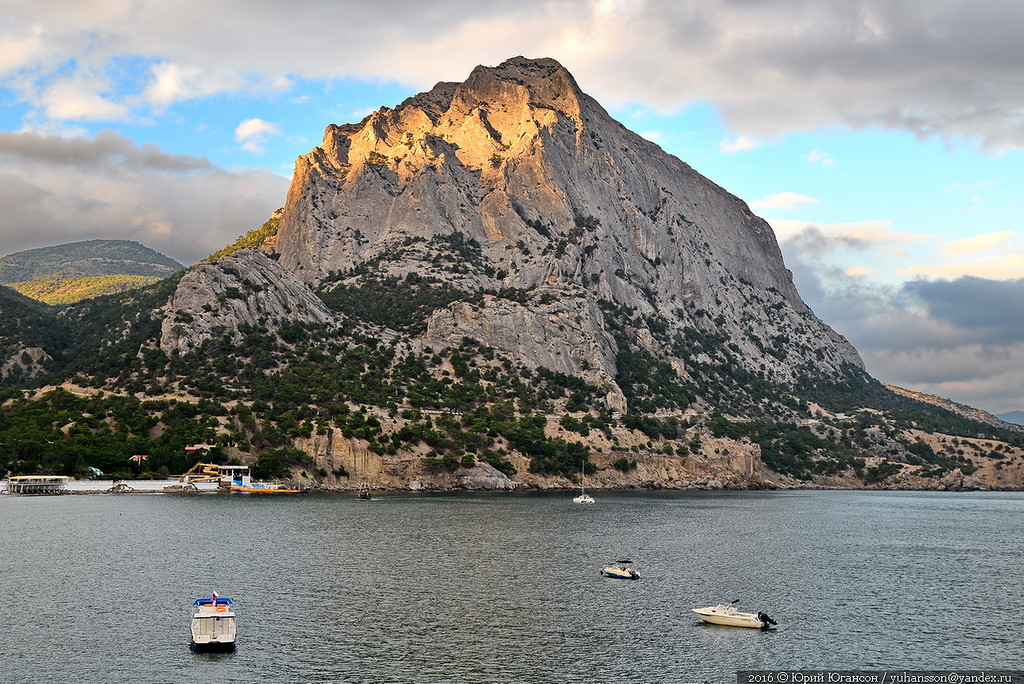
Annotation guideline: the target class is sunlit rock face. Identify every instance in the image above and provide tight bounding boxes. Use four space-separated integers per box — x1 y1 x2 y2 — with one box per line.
274 56 862 390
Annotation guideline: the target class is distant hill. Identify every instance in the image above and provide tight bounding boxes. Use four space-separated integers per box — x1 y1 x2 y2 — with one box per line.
885 384 1023 432
0 239 183 305
5 274 165 305
0 239 183 283
999 410 1024 426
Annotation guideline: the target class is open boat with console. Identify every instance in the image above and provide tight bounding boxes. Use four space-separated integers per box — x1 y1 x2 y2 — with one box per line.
600 559 640 579
190 594 237 651
692 599 777 629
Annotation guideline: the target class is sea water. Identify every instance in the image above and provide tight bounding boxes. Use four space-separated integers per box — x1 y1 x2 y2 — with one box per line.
1 489 1021 683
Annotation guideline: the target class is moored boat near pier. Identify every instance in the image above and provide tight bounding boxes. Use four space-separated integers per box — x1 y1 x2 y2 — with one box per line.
4 475 70 495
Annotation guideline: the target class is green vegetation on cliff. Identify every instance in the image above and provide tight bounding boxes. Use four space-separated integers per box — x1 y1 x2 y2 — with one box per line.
205 211 282 262
2 258 1022 486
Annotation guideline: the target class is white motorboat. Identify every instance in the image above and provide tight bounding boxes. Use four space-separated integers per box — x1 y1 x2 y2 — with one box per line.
600 560 640 579
190 594 237 651
692 600 777 629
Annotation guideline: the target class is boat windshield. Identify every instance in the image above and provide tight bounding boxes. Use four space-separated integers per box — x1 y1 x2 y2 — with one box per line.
193 598 234 606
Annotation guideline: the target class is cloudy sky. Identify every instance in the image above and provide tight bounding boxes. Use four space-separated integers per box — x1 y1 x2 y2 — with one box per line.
2 0 1024 414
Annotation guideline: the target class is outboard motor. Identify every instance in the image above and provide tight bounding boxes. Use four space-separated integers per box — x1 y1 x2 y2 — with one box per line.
757 612 777 629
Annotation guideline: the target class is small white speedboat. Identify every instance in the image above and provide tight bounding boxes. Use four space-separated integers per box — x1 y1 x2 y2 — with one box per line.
692 600 777 629
600 560 640 579
190 593 237 651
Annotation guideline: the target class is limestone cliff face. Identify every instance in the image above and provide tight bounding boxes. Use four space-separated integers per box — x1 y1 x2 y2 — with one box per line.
288 417 766 492
159 249 335 354
419 285 626 410
276 56 862 390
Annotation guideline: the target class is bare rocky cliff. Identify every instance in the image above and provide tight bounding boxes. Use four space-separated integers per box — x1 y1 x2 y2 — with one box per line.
275 56 862 395
160 249 335 354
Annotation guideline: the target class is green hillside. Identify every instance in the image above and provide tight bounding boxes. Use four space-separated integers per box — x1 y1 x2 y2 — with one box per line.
0 285 64 368
6 274 164 305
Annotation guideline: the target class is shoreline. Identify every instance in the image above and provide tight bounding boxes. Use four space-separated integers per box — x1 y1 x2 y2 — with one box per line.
3 480 1020 496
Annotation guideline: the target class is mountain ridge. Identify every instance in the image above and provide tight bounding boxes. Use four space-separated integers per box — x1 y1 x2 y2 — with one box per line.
0 239 183 283
2 57 1023 491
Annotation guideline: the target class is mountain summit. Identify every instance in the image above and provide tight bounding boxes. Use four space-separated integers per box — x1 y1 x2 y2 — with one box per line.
268 55 861 408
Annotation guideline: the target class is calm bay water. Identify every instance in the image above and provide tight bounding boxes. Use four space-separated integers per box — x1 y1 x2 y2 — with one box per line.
1 489 1021 683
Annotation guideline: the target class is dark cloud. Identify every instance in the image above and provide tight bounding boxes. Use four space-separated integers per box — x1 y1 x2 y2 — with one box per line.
903 277 1024 341
0 131 288 265
0 130 213 172
8 2 1024 149
780 224 880 256
784 245 1024 413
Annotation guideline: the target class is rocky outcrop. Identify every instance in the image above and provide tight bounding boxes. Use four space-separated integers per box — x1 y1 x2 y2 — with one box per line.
275 56 863 392
934 468 987 492
1 346 50 381
159 249 336 354
420 285 626 410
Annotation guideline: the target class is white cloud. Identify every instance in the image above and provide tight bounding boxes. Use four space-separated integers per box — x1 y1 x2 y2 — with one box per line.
938 230 1016 259
806 149 835 166
0 31 45 77
143 62 205 108
39 78 128 121
234 118 280 154
6 2 1024 150
751 192 818 210
719 135 759 154
640 130 662 141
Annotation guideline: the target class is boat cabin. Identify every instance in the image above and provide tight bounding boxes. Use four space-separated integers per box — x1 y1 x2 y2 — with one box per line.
5 475 70 495
190 596 237 651
217 465 251 489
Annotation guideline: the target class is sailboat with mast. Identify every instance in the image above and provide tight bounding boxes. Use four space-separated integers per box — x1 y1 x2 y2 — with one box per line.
572 462 595 504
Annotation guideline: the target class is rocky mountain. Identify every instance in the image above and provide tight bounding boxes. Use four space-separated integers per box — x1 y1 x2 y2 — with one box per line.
272 57 861 394
3 57 1023 491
